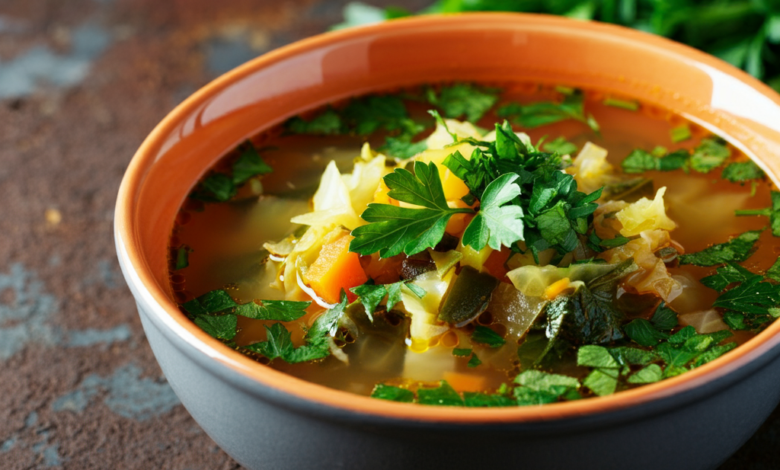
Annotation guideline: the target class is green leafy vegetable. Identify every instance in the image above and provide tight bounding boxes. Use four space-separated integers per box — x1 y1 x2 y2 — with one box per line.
371 384 415 403
234 300 311 321
350 161 474 257
452 348 472 357
700 262 761 292
462 173 525 251
232 142 273 185
193 314 237 341
577 345 619 369
679 230 761 266
735 191 780 236
722 161 764 183
174 246 190 270
621 149 688 173
350 282 387 322
627 364 664 384
690 137 730 173
650 302 679 331
542 136 578 155
192 174 237 202
498 91 599 132
583 367 620 396
467 353 482 368
471 325 506 348
463 392 515 407
603 97 639 111
307 291 349 339
417 381 465 406
427 83 499 122
286 109 342 135
670 125 692 143
514 370 580 405
380 136 428 159
624 319 670 347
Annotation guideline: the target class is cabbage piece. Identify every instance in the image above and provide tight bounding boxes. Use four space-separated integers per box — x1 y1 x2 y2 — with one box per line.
507 263 618 298
425 118 483 150
568 142 614 194
600 229 682 302
400 270 453 342
679 309 729 334
593 200 629 239
343 149 387 216
282 225 334 300
616 187 676 237
290 160 361 229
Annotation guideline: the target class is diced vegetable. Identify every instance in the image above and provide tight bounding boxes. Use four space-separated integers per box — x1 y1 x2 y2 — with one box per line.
304 229 368 304
438 266 500 327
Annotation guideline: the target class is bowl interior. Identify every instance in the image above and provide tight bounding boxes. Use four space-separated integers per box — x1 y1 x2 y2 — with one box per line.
117 13 780 422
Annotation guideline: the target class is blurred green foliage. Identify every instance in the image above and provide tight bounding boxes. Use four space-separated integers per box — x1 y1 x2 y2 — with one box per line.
334 0 780 90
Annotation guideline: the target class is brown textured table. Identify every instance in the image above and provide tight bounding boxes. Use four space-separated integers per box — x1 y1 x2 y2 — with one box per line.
0 0 777 468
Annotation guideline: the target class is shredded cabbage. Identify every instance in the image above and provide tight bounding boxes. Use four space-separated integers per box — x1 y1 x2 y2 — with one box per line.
616 187 676 237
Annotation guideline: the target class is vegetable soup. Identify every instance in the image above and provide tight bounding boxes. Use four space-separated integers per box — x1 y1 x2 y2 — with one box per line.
168 83 780 406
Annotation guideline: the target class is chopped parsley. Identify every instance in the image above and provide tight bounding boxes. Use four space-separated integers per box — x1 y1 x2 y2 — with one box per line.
722 161 764 183
621 148 688 173
690 137 730 173
498 90 599 132
349 161 475 257
735 190 780 236
471 325 506 348
190 141 273 203
670 124 692 143
174 246 190 270
426 83 499 122
603 97 639 111
678 230 761 266
370 384 414 403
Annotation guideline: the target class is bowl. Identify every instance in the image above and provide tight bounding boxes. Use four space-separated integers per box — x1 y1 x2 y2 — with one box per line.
115 13 780 470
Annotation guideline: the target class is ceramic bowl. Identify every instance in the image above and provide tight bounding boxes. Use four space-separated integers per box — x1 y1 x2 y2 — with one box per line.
115 13 780 470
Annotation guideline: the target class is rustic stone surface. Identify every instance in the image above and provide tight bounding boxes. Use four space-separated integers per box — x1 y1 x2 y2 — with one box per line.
0 0 776 468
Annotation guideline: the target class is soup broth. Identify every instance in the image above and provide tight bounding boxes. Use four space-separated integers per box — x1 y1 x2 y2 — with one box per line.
169 83 780 405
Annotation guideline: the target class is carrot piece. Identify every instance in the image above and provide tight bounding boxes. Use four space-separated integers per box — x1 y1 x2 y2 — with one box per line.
304 231 368 304
442 371 487 393
543 277 572 300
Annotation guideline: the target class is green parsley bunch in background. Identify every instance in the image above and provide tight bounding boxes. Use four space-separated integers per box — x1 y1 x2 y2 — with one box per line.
334 0 780 90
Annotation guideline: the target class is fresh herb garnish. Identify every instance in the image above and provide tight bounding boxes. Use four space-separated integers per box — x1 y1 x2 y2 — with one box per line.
735 190 780 236
182 289 311 321
380 136 428 160
174 246 190 270
498 91 599 132
426 83 499 122
370 384 415 403
467 353 482 368
670 125 692 143
190 141 273 202
603 97 639 111
542 136 578 155
514 370 581 405
452 348 472 357
286 108 342 135
722 161 764 183
349 161 474 257
471 325 506 348
193 314 237 341
350 280 425 320
621 148 688 173
678 230 762 266
417 381 465 406
461 173 525 251
232 142 273 185
690 137 730 173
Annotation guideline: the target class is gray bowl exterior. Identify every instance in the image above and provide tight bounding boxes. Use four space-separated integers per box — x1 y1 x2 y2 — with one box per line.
129 273 780 470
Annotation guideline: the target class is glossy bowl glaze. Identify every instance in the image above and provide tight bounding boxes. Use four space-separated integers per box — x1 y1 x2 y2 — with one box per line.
115 13 780 470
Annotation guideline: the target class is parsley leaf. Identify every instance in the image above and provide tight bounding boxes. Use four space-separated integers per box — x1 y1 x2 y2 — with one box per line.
713 276 780 316
498 91 599 132
583 367 620 396
624 318 670 346
768 256 780 282
380 136 428 159
193 314 237 341
452 348 472 357
350 282 387 322
722 161 764 183
627 364 663 384
234 300 311 321
621 148 688 173
542 136 578 155
286 108 342 135
244 323 330 364
174 246 190 270
417 381 464 406
735 191 780 236
690 136 730 173
679 230 761 266
182 290 237 315
700 262 761 292
650 302 679 331
349 162 474 257
471 325 506 348
463 392 515 407
514 370 580 405
467 353 482 368
371 384 414 403
232 141 273 185
191 173 237 202
427 83 499 122
462 173 525 251
307 290 349 339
